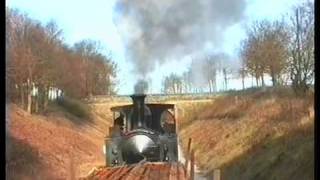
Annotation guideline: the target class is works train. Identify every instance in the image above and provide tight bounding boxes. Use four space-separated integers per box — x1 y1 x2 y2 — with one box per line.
104 94 178 166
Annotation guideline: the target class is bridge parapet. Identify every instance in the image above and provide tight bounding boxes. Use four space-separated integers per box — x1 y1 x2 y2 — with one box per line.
85 93 220 104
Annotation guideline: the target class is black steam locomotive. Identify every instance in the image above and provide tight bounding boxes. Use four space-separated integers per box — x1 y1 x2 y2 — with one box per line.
104 94 178 166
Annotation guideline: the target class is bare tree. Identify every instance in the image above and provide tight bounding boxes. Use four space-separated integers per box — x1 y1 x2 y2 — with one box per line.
162 73 183 94
260 21 290 86
240 20 289 87
288 1 314 94
182 69 192 93
6 8 118 114
215 55 235 91
240 24 265 87
6 10 40 113
203 55 218 93
238 58 248 90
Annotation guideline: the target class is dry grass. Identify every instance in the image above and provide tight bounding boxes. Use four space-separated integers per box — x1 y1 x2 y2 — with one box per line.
175 100 215 129
177 88 314 180
6 99 134 179
6 134 52 180
6 104 108 179
56 96 92 121
224 123 314 180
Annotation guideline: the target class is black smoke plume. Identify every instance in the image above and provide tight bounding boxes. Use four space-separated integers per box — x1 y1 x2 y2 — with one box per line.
114 0 246 76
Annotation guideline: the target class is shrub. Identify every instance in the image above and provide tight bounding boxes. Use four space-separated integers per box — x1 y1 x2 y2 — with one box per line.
56 96 91 120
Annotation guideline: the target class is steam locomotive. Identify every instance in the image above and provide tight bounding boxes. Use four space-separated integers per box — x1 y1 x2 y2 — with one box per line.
104 94 178 166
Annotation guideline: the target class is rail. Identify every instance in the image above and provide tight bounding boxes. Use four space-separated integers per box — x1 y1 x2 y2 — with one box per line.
79 138 220 180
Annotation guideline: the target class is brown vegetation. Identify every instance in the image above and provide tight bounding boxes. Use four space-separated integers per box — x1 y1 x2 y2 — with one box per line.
56 96 92 121
6 104 108 179
240 20 289 87
178 88 314 180
240 1 314 94
6 8 117 115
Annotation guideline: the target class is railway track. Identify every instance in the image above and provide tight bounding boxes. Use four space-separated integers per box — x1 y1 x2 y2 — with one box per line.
81 143 210 180
81 162 187 180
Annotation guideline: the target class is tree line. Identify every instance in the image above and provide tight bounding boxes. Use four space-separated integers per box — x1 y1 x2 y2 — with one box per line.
162 1 314 95
241 1 314 94
6 8 117 114
161 55 237 94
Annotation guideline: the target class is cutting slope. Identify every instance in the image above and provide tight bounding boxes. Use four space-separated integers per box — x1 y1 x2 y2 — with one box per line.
178 89 314 180
6 104 108 179
6 88 314 180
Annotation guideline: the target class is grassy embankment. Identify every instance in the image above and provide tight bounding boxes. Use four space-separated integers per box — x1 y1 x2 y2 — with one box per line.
6 97 116 180
177 88 314 180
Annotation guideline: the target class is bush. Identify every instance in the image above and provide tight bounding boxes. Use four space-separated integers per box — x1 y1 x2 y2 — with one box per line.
56 96 91 120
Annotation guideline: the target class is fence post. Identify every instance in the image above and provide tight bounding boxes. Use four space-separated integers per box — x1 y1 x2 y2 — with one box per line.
190 149 195 180
175 105 179 124
187 138 192 155
185 138 192 173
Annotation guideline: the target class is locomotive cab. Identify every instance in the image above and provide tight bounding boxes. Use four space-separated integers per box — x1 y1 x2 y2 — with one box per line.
104 95 178 167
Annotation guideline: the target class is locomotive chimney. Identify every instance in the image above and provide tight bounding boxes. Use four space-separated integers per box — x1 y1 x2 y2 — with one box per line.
130 94 146 129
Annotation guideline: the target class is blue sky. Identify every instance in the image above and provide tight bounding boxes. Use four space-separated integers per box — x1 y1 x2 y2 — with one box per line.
6 0 302 95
